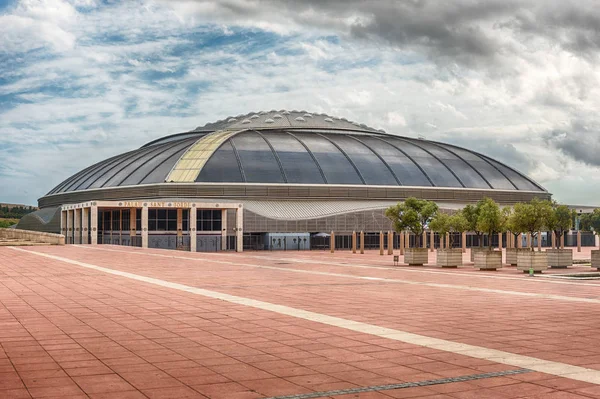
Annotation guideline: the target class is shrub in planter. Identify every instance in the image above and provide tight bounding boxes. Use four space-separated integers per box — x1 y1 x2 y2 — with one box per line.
474 250 502 270
436 248 463 268
546 248 573 269
545 203 573 268
429 212 468 268
386 198 438 266
505 247 532 266
471 198 508 271
462 202 486 258
517 251 548 273
404 247 429 266
470 247 488 262
591 250 600 271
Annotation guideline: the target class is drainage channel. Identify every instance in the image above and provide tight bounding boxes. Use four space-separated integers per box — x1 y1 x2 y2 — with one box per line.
263 369 532 399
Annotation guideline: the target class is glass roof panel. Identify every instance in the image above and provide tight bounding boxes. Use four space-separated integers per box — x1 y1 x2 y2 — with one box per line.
385 138 462 187
326 135 398 185
196 141 243 183
231 132 285 183
358 137 431 186
264 132 325 184
294 133 363 184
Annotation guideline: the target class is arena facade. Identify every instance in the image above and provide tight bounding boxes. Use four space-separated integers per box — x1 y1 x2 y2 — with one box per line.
18 110 551 252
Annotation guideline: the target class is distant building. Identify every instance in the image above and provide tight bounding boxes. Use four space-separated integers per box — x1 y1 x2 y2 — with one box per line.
18 110 550 251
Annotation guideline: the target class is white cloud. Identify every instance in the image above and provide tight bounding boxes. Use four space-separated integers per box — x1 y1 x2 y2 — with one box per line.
2 0 600 206
387 111 406 127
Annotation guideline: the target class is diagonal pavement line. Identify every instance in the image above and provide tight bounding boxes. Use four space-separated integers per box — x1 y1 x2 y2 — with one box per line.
10 246 600 385
77 245 600 305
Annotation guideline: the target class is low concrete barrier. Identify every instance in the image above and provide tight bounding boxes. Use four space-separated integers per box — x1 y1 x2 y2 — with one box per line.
0 228 65 245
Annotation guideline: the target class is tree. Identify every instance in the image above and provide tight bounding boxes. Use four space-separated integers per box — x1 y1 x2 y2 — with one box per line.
430 212 469 248
582 209 600 235
475 198 508 250
462 202 485 247
580 212 592 232
385 198 438 248
545 203 572 249
511 198 553 250
505 207 522 247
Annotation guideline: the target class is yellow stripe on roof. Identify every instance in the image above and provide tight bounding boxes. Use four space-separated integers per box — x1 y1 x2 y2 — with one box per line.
165 130 243 183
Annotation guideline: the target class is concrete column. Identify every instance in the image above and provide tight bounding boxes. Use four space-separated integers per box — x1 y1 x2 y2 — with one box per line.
379 231 384 255
141 206 148 249
330 231 335 253
82 208 89 244
61 210 67 239
190 207 197 252
73 208 81 244
221 209 228 251
352 231 356 254
560 232 565 249
235 207 243 253
446 232 450 249
551 231 556 248
498 232 502 250
577 230 582 252
596 233 599 248
537 231 542 251
130 208 136 244
526 232 531 248
517 233 522 249
430 230 434 252
462 231 466 253
422 231 426 248
399 232 404 255
90 206 98 245
176 208 183 239
360 231 365 254
66 210 73 244
387 231 394 255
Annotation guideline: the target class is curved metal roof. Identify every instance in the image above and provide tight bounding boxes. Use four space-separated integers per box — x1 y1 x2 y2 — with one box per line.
46 110 545 196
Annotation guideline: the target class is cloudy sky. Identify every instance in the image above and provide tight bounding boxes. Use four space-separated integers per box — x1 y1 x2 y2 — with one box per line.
1 0 600 206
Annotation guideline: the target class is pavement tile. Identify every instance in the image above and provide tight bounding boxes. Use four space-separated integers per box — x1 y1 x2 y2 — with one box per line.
4 246 600 399
72 374 136 394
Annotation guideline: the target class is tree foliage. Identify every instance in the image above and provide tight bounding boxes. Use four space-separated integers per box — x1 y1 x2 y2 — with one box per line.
0 205 35 219
429 212 469 247
462 202 484 247
581 209 600 234
385 197 438 248
475 198 508 250
510 198 553 249
545 203 573 249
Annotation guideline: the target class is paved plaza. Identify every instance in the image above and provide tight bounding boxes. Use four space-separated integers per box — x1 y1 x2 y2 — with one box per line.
2 246 600 398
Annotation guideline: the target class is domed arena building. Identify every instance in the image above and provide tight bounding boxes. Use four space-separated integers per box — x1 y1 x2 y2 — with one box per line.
18 110 551 252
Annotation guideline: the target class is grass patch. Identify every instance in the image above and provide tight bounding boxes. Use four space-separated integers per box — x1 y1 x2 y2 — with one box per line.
0 218 18 228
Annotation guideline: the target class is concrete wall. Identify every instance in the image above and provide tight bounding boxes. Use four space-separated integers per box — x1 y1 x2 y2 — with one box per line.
0 228 65 245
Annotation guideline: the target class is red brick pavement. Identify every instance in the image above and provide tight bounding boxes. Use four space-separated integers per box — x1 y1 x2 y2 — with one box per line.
1 245 600 398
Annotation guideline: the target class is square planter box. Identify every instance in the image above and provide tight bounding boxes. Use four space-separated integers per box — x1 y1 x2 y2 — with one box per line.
474 250 502 270
591 250 600 270
404 247 429 266
470 247 488 262
505 248 532 266
546 248 573 269
517 251 548 273
436 248 463 268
